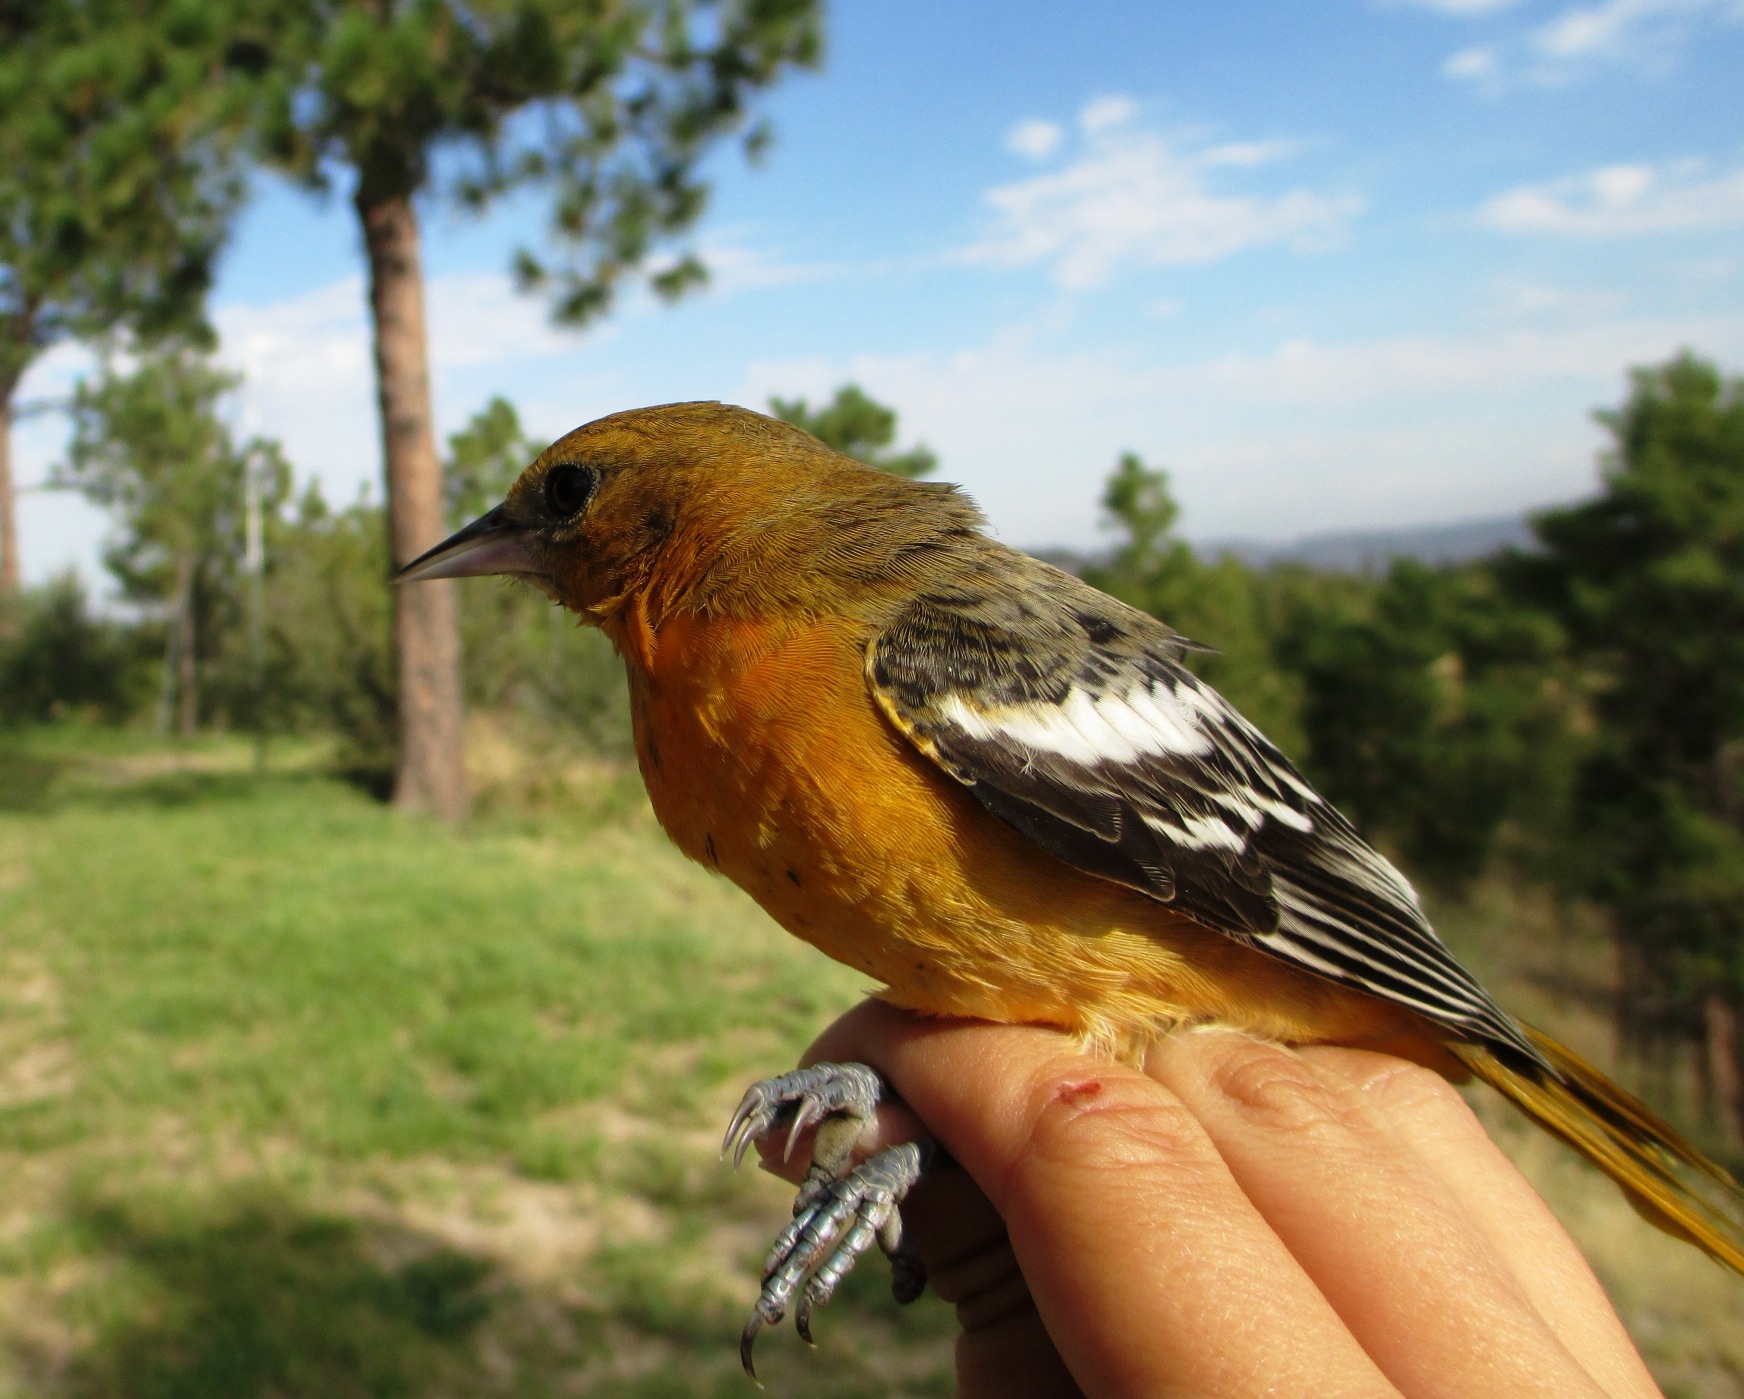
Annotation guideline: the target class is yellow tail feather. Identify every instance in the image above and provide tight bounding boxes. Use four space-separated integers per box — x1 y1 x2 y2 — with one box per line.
1450 1025 1744 1275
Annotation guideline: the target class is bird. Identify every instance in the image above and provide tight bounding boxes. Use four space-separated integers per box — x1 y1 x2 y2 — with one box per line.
399 399 1744 1368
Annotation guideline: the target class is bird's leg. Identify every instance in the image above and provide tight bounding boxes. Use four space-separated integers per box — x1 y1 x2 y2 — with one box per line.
722 1062 936 1377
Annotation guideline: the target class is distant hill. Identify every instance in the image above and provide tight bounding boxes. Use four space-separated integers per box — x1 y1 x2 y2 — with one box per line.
1030 514 1539 579
1203 514 1536 573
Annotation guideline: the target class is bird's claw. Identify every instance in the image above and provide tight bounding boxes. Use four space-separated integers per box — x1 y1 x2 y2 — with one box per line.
723 1061 932 1379
738 1142 930 1380
721 1061 883 1167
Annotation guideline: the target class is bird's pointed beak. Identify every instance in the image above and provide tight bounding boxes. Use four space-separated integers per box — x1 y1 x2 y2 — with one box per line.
395 507 546 585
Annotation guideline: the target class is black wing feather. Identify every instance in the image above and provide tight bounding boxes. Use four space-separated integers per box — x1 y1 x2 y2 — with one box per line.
868 548 1542 1067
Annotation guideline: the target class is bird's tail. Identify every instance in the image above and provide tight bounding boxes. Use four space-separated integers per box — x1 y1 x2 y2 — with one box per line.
1449 1024 1744 1274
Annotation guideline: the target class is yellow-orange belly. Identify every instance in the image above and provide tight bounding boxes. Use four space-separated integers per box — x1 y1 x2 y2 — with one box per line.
613 607 1423 1062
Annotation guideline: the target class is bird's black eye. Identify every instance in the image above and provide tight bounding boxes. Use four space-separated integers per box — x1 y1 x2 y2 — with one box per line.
543 462 598 518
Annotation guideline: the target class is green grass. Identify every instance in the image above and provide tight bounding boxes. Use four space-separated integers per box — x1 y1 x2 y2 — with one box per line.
1 726 1740 1397
0 729 956 1397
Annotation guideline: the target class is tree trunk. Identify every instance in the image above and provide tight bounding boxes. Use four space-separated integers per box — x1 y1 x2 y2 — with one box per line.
1705 993 1744 1150
156 585 178 736
175 551 197 738
0 386 18 610
357 191 467 823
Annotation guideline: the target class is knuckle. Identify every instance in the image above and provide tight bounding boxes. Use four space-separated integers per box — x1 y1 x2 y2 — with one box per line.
1206 1038 1366 1137
1358 1057 1471 1121
1017 1058 1215 1179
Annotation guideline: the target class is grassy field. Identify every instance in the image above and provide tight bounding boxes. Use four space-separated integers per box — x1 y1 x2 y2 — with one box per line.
0 726 1739 1398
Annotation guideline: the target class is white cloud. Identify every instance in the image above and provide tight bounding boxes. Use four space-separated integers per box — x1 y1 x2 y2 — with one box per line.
1391 0 1527 12
8 342 107 590
1483 281 1635 321
739 305 1744 550
218 280 369 401
1535 0 1673 57
1479 158 1744 233
685 240 850 294
20 267 1744 589
1196 139 1302 169
967 97 1361 289
1006 119 1064 161
12 232 856 588
212 279 377 502
213 273 598 506
1444 45 1503 79
1194 315 1741 401
9 276 576 587
1443 0 1744 90
427 274 579 368
1079 95 1139 132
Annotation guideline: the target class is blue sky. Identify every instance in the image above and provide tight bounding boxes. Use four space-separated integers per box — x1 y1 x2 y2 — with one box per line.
14 0 1744 584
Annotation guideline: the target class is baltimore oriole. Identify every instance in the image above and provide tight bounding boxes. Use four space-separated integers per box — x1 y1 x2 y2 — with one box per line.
401 400 1743 1365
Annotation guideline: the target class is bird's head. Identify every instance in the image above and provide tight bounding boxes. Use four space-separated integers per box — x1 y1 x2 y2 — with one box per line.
398 400 982 622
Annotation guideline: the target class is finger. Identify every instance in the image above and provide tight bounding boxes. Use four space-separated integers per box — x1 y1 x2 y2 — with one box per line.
1305 1046 1662 1399
809 1002 1401 1399
755 1048 1078 1397
1147 1030 1608 1399
903 1162 1084 1399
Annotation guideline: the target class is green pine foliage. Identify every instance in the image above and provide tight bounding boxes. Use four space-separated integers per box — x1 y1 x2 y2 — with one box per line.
0 0 249 394
1505 353 1744 1038
444 395 534 523
1274 558 1575 888
250 0 823 325
57 343 292 732
1080 354 1743 1082
255 484 400 780
0 573 157 725
62 349 269 602
0 0 258 597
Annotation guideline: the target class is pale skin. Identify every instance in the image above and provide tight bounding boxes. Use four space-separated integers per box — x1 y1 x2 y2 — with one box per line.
762 1000 1665 1399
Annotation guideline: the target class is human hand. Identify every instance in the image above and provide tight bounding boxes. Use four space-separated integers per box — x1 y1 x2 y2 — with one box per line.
763 1000 1662 1399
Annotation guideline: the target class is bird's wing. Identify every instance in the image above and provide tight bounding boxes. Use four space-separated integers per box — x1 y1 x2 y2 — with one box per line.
866 553 1538 1062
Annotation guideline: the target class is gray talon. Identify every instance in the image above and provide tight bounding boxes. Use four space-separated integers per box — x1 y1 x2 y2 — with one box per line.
741 1142 930 1374
784 1093 822 1161
721 1062 882 1168
740 1314 769 1383
723 1064 932 1375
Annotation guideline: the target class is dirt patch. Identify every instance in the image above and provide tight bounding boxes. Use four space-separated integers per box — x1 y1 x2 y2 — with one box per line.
0 956 74 1110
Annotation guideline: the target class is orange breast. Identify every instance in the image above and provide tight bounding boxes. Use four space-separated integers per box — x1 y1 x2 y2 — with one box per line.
613 606 1428 1062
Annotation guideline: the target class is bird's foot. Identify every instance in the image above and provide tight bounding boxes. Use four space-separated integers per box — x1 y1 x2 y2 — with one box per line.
722 1061 885 1169
722 1062 933 1379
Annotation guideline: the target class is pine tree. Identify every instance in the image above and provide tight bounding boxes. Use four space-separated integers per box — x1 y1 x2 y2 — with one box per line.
247 0 821 821
1507 352 1744 1139
0 0 249 609
59 343 289 736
